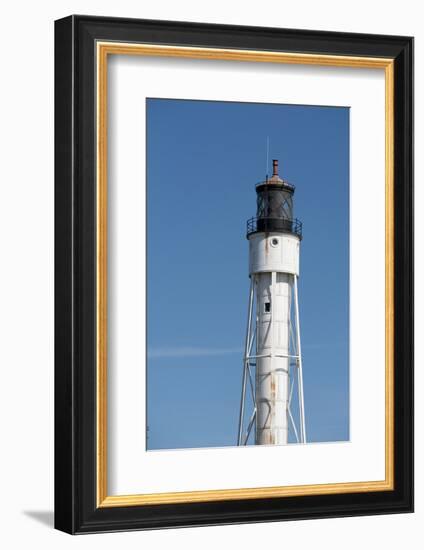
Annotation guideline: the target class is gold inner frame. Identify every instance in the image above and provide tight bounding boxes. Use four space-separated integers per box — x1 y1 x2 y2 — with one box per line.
96 42 395 508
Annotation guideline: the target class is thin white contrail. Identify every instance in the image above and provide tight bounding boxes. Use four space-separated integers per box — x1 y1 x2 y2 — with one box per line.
148 346 243 359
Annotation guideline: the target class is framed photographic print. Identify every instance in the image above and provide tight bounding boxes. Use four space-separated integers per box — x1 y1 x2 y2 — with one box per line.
54 15 413 534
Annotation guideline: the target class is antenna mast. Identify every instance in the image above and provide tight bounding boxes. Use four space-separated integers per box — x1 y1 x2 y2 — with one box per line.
266 136 270 178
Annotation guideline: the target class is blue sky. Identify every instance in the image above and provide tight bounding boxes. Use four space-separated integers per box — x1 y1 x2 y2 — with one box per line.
146 98 349 450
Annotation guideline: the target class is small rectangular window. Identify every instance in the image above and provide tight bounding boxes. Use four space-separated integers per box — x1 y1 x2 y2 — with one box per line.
264 302 271 313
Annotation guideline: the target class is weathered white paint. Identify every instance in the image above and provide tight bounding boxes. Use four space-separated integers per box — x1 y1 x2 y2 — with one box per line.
249 232 301 445
249 232 300 276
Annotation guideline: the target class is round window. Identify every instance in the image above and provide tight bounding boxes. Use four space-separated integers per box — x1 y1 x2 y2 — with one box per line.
271 237 279 247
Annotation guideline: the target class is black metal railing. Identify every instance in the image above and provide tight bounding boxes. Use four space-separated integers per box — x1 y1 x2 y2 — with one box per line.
246 217 303 238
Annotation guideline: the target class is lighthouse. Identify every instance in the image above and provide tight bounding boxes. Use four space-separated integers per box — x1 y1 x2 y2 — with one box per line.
237 159 306 446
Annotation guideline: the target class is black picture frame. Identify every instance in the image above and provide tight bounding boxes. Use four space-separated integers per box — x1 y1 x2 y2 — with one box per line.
55 14 413 534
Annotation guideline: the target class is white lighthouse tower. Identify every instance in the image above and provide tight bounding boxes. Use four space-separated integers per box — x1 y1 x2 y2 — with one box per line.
237 159 306 446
